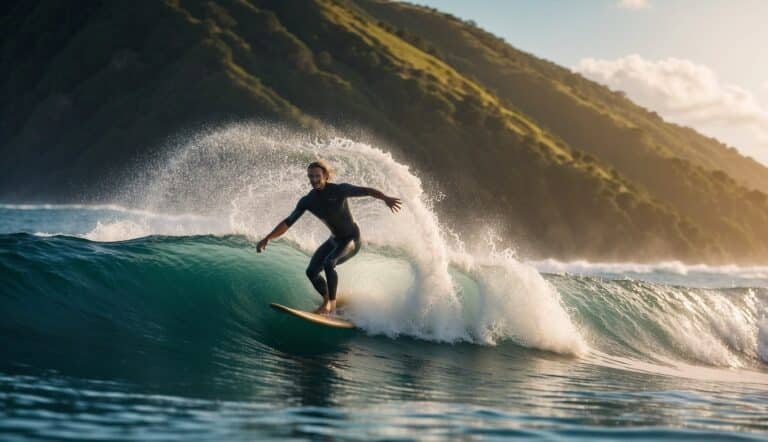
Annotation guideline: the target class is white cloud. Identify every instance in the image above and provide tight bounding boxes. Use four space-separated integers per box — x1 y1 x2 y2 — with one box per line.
617 0 650 10
575 54 768 164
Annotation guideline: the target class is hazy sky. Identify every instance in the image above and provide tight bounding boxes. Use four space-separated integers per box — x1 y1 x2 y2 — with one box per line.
410 0 768 164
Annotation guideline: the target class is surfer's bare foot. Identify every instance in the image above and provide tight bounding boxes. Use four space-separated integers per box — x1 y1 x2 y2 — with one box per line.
314 305 332 315
314 300 336 315
314 299 331 315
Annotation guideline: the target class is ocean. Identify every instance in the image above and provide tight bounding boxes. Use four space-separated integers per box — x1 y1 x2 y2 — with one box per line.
2 125 767 441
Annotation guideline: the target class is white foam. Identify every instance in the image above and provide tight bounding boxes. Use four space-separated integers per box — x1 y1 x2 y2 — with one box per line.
466 254 588 354
586 280 768 368
658 286 765 368
758 318 768 364
83 220 153 242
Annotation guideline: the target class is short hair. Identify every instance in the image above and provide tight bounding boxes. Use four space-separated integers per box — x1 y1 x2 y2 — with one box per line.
307 160 332 179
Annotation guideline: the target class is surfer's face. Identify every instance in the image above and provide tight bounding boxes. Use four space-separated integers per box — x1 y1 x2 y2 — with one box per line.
308 167 327 190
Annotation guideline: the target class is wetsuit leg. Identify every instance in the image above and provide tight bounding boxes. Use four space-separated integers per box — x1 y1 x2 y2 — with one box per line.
322 236 361 301
306 238 336 298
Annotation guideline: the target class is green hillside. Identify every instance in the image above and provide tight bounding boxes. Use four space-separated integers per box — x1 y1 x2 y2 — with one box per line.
353 0 768 261
1 0 766 262
354 0 768 192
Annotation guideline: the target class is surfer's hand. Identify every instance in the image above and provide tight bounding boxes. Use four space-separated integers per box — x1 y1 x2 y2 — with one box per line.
384 196 402 213
256 238 268 253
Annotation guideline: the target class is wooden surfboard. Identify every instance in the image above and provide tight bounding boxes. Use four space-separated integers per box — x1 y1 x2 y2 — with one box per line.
269 303 355 329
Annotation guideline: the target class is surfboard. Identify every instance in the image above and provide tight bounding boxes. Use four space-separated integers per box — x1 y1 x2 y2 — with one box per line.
269 303 355 329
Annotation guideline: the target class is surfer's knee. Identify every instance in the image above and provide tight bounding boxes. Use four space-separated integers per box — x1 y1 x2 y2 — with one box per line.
322 258 336 273
306 267 318 279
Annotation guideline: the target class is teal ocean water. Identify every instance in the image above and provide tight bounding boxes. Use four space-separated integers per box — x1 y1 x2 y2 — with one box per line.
2 126 768 440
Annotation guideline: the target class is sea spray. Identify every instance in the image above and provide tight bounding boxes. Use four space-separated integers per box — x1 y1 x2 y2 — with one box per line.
107 122 586 353
758 318 768 364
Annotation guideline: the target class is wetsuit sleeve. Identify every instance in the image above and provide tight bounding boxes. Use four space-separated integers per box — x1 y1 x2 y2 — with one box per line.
284 198 306 227
338 183 370 198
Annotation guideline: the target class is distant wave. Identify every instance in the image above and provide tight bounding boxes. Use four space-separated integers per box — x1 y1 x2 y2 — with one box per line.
0 202 210 220
531 258 768 278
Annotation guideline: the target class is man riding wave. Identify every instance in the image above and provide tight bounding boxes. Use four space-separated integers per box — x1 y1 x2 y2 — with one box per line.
257 160 402 314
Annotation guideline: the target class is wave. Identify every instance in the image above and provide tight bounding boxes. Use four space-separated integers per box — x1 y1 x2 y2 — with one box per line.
0 231 583 352
2 123 766 381
0 231 594 398
2 232 767 377
552 274 768 368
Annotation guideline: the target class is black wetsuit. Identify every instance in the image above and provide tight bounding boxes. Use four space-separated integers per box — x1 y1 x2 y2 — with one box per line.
284 182 369 300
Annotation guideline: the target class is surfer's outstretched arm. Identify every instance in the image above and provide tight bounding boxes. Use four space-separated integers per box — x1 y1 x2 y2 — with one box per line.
365 188 402 213
257 197 308 253
256 221 288 253
343 184 402 213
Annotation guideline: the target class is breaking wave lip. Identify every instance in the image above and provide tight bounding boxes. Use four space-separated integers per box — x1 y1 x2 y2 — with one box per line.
552 271 768 376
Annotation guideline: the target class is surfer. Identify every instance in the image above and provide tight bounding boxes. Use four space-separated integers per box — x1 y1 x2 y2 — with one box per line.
257 160 402 315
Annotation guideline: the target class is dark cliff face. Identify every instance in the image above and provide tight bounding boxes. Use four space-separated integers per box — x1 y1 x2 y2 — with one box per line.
1 0 767 263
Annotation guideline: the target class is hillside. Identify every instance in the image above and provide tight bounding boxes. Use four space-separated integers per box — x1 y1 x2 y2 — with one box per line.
355 0 768 193
1 0 767 262
353 0 768 261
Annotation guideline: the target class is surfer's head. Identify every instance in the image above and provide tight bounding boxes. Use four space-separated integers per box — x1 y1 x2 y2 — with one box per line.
307 160 332 190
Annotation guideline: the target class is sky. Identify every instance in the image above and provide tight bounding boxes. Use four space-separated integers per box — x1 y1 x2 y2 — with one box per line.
409 0 768 164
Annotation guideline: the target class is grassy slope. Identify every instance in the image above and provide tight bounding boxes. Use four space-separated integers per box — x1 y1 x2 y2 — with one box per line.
352 0 768 261
354 0 768 193
0 0 765 262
